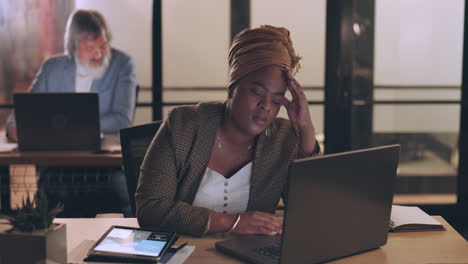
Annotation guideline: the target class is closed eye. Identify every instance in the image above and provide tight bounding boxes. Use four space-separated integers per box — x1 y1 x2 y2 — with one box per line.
272 96 283 105
251 87 265 96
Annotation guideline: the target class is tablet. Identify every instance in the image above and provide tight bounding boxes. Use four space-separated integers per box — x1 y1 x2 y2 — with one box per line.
87 226 178 262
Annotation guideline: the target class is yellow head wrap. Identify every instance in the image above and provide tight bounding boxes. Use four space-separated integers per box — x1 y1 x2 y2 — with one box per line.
228 25 301 95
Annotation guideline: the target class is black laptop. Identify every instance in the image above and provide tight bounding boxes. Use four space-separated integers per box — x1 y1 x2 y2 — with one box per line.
216 145 400 264
14 93 101 151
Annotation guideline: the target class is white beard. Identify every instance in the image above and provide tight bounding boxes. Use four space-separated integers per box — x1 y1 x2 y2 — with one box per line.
75 53 111 79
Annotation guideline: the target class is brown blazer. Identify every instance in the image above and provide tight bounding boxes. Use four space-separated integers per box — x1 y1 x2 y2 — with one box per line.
136 102 304 236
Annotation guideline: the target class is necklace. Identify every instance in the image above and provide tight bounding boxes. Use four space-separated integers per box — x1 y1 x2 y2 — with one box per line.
217 132 252 152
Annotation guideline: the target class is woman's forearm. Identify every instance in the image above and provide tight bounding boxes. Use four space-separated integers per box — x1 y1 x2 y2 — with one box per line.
298 121 317 156
206 211 238 234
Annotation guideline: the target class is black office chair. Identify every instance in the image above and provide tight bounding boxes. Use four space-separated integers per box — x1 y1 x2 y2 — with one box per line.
0 167 11 213
134 85 140 120
120 121 162 217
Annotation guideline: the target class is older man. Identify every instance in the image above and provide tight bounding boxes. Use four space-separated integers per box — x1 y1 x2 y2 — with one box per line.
7 9 136 137
5 9 136 217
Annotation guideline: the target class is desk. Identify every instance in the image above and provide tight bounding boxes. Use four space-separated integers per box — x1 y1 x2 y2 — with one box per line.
0 134 122 212
54 216 468 264
0 134 122 166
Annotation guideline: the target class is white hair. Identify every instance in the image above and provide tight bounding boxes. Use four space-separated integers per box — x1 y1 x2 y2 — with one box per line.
64 9 112 56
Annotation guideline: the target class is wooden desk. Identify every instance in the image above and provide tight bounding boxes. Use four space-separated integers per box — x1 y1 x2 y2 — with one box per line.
0 134 122 212
0 134 122 166
55 216 468 264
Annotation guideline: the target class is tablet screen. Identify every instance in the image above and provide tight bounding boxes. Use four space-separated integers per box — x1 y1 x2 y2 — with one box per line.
93 227 173 257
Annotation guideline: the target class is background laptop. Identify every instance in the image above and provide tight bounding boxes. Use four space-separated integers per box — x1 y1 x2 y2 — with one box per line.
14 93 101 151
216 145 400 264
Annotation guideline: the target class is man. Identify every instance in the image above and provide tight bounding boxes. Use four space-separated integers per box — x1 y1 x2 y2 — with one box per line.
5 9 136 217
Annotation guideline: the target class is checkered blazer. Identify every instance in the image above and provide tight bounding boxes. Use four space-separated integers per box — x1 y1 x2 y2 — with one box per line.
136 102 305 236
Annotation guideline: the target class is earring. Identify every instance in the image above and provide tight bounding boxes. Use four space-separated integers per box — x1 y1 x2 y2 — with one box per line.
265 127 271 137
224 107 232 121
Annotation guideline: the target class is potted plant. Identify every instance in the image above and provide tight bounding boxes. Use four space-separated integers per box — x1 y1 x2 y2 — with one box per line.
0 192 66 263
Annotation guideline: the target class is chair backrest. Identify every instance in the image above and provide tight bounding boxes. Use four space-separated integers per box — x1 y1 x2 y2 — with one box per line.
120 121 162 216
133 85 139 120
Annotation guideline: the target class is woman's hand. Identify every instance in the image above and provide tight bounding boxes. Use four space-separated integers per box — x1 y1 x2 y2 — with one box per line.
281 70 312 129
232 211 283 236
7 126 18 142
281 70 318 155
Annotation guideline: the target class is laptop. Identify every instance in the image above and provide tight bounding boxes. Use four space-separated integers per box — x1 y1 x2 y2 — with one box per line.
216 144 400 264
14 93 101 151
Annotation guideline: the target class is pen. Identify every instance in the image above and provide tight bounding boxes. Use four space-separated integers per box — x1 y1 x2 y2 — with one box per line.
174 242 188 252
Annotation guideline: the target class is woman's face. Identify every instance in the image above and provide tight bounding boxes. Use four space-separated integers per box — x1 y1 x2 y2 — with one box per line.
228 65 287 136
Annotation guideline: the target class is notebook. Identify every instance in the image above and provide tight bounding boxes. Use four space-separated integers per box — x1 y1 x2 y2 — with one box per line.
389 205 444 232
216 144 400 264
14 93 101 151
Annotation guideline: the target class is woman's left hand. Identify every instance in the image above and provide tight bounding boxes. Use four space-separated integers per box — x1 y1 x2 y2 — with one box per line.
281 70 313 129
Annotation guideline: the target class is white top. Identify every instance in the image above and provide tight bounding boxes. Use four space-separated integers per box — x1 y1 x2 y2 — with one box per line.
75 62 94 93
192 162 252 214
75 73 93 93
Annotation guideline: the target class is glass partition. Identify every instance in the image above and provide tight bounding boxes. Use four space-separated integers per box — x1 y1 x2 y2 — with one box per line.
373 0 464 204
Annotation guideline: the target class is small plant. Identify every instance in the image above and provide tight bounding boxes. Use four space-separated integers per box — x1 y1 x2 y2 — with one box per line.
0 192 63 232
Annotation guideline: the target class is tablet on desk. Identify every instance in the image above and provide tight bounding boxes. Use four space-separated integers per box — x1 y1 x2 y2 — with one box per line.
86 226 178 263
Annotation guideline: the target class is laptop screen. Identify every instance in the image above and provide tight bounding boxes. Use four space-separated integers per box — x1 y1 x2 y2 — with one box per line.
14 93 101 151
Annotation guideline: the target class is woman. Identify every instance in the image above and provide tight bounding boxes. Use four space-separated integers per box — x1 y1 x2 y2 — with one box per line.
136 25 320 236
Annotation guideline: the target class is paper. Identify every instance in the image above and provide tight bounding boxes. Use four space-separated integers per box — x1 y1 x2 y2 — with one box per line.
0 143 17 153
165 245 195 264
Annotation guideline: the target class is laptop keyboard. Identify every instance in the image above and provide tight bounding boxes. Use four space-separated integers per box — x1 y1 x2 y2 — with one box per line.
254 244 281 260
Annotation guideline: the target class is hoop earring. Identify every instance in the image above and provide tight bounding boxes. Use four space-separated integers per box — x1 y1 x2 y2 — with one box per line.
265 127 271 137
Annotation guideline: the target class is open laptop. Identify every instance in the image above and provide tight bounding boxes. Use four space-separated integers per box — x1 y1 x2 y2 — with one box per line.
216 144 400 264
14 93 101 151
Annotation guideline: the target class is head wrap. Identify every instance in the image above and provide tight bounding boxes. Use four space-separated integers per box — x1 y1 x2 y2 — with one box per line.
228 25 301 94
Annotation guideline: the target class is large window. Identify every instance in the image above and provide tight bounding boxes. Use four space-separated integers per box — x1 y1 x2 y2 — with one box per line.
373 0 463 203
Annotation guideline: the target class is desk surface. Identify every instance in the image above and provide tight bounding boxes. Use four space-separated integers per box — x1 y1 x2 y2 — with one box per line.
0 134 122 166
54 216 468 264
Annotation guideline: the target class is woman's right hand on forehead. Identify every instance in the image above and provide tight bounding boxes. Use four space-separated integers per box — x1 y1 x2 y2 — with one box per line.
281 69 312 129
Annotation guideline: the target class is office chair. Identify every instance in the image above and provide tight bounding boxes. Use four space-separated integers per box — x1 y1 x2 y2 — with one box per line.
120 121 162 217
134 85 140 119
0 167 11 213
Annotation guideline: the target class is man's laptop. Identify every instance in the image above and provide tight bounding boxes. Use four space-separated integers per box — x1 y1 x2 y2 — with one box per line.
14 93 101 151
216 145 400 264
